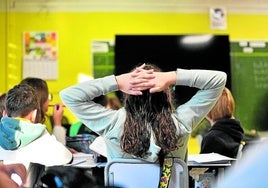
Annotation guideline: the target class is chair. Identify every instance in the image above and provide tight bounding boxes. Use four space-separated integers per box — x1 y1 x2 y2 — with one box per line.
236 141 246 159
24 162 46 188
104 158 188 188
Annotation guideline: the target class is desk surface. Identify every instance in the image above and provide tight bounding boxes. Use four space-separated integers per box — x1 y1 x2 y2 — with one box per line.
187 161 232 167
70 153 234 168
188 153 235 166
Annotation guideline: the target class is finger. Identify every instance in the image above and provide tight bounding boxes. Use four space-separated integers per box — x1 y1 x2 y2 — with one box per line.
131 82 155 90
136 69 154 75
149 87 162 93
129 90 143 95
137 63 146 69
7 164 27 184
131 81 155 89
131 87 151 91
0 172 19 188
14 168 27 184
123 89 143 95
131 69 154 78
132 64 145 74
130 79 155 85
130 72 155 82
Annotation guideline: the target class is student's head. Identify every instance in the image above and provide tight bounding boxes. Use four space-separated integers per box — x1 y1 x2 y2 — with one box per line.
107 96 122 110
93 95 108 107
121 63 178 159
206 87 235 121
20 77 49 123
0 93 7 118
6 84 39 123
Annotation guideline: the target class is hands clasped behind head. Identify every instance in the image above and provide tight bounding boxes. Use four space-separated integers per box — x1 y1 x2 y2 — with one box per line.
129 65 156 93
117 63 175 95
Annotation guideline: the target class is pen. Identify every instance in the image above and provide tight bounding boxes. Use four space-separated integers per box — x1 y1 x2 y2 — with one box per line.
48 104 66 107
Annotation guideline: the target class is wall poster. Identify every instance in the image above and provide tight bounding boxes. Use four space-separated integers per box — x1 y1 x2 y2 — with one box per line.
23 31 58 80
91 40 114 79
210 7 227 30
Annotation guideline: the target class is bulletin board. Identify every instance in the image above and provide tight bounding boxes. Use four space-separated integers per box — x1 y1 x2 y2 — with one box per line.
23 31 58 80
92 40 114 78
230 41 268 131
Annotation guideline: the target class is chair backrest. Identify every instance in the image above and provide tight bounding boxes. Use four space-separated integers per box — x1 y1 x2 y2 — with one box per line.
236 141 246 159
104 158 188 188
168 158 189 188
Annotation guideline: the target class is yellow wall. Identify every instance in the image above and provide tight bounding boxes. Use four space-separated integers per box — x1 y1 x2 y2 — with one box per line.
0 11 7 93
2 11 268 123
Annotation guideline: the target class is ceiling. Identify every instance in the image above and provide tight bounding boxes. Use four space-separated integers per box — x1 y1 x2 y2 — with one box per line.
4 0 268 13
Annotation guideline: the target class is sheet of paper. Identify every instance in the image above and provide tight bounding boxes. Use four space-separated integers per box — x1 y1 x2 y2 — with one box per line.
188 153 235 164
89 136 107 158
68 152 97 168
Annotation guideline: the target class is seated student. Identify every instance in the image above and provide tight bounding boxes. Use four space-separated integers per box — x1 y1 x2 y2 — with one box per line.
60 63 227 163
0 84 72 169
20 77 67 145
69 95 122 136
69 95 109 136
0 93 7 118
200 87 245 158
106 95 122 110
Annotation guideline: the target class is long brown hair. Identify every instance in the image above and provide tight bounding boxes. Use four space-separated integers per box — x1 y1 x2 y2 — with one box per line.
120 64 178 158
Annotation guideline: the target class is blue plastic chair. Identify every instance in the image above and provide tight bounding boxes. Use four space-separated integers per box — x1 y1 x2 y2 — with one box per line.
104 158 188 188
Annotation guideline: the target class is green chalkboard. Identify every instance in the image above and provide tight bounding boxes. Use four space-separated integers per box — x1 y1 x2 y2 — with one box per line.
231 41 268 131
92 40 115 78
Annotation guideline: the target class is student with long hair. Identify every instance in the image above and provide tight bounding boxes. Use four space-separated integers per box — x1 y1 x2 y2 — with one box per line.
60 64 226 162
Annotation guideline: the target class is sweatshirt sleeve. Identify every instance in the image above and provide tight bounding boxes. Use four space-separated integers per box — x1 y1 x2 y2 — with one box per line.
174 69 227 131
52 126 67 145
60 75 119 134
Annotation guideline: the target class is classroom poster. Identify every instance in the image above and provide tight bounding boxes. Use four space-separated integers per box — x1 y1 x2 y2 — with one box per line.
23 31 58 79
91 40 114 78
210 7 227 30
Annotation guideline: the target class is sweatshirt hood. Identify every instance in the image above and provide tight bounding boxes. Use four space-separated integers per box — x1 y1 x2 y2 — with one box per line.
0 117 46 150
211 118 244 142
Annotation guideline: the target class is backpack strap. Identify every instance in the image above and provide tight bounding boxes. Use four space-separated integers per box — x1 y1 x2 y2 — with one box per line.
159 158 173 188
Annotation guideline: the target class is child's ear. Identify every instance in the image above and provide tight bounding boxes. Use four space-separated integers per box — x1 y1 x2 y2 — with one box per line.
30 109 37 123
2 110 7 117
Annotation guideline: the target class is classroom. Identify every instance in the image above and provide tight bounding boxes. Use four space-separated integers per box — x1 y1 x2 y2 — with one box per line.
1 0 268 187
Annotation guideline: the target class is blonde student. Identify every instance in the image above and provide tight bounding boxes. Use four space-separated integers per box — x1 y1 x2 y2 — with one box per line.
200 87 244 158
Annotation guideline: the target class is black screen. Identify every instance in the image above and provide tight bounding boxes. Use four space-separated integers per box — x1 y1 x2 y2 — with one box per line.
114 34 230 106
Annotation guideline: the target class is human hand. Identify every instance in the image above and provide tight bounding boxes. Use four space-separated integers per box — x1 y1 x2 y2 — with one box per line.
69 148 79 154
116 64 156 95
148 71 177 93
0 163 27 188
53 103 64 126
